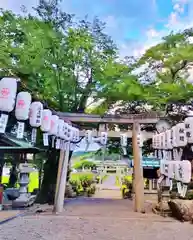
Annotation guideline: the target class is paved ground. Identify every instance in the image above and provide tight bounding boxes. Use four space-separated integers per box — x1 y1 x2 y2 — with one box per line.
95 175 122 199
0 210 20 223
1 198 193 240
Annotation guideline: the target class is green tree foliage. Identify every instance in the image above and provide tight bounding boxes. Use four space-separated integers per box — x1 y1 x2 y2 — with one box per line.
2 0 193 202
73 160 96 170
137 30 193 117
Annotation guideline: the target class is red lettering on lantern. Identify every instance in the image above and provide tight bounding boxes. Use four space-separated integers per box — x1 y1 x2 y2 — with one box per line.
0 88 10 98
43 116 49 121
17 99 25 108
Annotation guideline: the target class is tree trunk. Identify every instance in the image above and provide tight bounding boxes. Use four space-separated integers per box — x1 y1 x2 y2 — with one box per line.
36 149 73 204
36 148 59 204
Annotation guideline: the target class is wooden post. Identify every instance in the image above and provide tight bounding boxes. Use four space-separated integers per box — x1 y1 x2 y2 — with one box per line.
53 142 70 213
99 124 107 184
132 122 145 213
53 149 65 210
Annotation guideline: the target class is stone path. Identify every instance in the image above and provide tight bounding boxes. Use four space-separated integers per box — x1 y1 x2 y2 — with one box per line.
1 199 193 240
95 175 122 199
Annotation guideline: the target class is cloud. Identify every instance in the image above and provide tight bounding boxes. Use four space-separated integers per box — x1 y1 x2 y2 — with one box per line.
0 0 38 14
119 0 193 58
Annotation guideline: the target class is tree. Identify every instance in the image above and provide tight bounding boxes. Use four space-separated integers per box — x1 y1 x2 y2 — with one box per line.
136 29 193 120
0 1 140 203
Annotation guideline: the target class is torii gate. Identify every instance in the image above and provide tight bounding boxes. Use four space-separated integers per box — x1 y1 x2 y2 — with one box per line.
57 111 162 213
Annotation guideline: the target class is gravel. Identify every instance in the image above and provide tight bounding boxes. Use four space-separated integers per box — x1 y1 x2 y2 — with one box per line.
1 199 193 240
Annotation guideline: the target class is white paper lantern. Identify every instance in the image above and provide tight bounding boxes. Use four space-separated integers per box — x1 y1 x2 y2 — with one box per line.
179 161 191 184
70 127 79 151
168 161 175 180
15 92 32 121
55 119 64 149
29 101 43 143
160 132 165 149
64 125 74 141
157 134 161 149
185 117 193 144
57 119 63 137
41 109 52 132
41 109 52 147
29 102 43 128
49 115 59 136
75 128 80 142
160 159 169 177
0 77 17 112
166 129 172 149
154 134 158 149
63 122 69 139
120 133 127 147
175 123 187 147
100 132 108 145
171 126 177 148
85 130 92 143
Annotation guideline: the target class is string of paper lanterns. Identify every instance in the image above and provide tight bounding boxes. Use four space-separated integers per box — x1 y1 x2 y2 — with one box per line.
152 118 192 197
0 77 82 150
0 77 109 153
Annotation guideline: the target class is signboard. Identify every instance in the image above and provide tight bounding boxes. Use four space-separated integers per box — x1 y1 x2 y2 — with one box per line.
131 157 160 168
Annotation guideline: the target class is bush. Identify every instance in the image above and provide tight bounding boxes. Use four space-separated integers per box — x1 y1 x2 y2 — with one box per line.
69 172 96 197
73 160 96 170
121 177 132 199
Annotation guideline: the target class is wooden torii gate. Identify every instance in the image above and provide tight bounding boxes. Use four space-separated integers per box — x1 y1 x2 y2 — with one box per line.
57 111 161 213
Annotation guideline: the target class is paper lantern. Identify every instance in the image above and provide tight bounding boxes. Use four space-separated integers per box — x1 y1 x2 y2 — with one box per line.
50 115 59 136
120 134 127 147
85 130 92 143
160 160 169 177
0 78 17 133
70 127 79 151
40 109 52 132
29 102 43 128
64 125 74 141
179 161 191 184
166 130 172 149
175 123 187 147
185 117 193 143
160 132 165 149
49 115 59 148
41 109 52 146
15 92 31 139
15 92 32 121
171 126 177 148
100 132 108 145
0 77 17 112
75 128 80 142
55 119 64 149
29 101 43 143
57 119 64 138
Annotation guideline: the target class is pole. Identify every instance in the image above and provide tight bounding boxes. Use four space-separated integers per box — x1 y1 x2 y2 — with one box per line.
53 149 64 210
101 146 106 184
132 122 145 213
53 142 70 213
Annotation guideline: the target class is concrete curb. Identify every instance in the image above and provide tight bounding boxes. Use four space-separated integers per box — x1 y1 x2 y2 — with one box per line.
0 211 26 225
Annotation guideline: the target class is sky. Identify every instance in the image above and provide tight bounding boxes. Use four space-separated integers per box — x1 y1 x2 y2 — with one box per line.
0 0 192 59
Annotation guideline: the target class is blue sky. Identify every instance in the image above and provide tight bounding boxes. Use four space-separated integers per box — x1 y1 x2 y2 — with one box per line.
0 0 192 58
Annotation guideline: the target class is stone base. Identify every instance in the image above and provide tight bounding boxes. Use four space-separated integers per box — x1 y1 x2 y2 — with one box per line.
12 195 36 208
168 199 193 222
